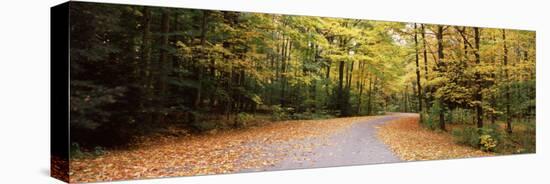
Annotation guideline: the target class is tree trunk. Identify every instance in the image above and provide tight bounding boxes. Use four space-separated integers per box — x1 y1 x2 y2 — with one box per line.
140 7 153 124
439 101 446 130
347 60 354 90
158 10 170 106
338 59 345 116
474 27 483 129
404 85 409 112
325 56 331 107
502 29 512 134
280 38 289 106
413 23 423 114
357 64 366 114
367 75 374 115
194 10 209 109
436 25 446 131
420 24 431 111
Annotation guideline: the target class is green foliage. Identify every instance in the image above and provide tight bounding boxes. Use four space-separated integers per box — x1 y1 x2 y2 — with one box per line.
452 127 481 148
70 81 127 130
480 134 497 152
70 142 106 159
480 125 501 141
518 122 536 153
70 142 84 158
421 111 434 130
452 125 501 152
235 112 254 128
291 110 334 120
188 112 218 132
422 104 443 130
447 108 473 124
189 112 257 132
496 120 536 154
191 120 218 132
70 2 410 148
67 2 535 152
270 105 293 121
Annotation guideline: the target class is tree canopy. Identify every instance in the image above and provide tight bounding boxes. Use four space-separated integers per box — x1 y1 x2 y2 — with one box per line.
68 2 535 147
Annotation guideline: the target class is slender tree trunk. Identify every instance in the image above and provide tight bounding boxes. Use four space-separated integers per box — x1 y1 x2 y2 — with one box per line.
503 29 513 134
346 59 354 114
404 85 409 112
269 28 277 105
338 59 345 116
276 34 283 82
140 7 153 124
413 24 423 115
357 63 365 114
420 24 431 111
338 37 350 116
311 44 319 112
474 27 483 128
421 25 429 82
158 10 170 104
347 61 354 89
280 38 289 106
325 42 332 108
436 25 446 131
194 10 209 109
461 27 469 56
367 75 374 115
221 12 233 118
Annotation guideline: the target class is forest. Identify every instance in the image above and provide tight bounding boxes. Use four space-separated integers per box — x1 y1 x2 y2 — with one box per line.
57 2 538 182
68 2 535 156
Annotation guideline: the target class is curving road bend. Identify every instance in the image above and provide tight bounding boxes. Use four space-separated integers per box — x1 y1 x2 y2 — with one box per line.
243 114 405 172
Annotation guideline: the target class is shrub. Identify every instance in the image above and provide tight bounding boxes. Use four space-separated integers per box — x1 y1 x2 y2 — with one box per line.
235 112 254 128
70 142 106 158
311 110 334 119
291 111 313 120
480 125 501 141
452 126 501 152
520 123 536 153
480 134 497 151
497 120 535 154
421 109 439 130
271 105 293 121
70 142 84 158
452 126 480 148
287 109 335 120
190 113 218 132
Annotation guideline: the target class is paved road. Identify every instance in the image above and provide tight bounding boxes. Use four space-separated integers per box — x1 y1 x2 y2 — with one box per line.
243 114 403 172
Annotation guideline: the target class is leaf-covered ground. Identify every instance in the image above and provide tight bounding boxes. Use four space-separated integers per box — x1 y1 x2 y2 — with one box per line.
376 114 493 161
69 116 380 183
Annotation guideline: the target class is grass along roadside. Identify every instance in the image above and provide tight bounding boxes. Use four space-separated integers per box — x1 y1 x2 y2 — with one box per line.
377 114 493 161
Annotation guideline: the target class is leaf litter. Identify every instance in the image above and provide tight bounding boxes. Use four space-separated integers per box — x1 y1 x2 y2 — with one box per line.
70 116 380 183
376 114 493 161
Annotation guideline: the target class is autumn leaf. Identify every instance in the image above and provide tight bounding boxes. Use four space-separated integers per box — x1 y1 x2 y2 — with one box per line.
69 116 380 183
377 114 493 161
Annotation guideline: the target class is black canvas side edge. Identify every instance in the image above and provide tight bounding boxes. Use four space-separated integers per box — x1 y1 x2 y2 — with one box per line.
51 1 70 183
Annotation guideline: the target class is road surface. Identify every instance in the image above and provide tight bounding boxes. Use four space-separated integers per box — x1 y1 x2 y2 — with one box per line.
242 114 403 172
